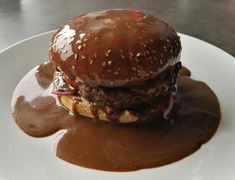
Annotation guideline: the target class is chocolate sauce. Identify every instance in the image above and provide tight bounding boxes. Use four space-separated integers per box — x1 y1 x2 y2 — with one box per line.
179 66 191 77
11 62 220 171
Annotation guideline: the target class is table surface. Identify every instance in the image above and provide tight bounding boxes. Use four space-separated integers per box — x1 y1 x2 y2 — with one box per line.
0 0 234 57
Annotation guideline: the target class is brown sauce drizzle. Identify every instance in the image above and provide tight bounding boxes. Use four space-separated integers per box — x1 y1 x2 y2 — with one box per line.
179 66 191 77
11 62 220 171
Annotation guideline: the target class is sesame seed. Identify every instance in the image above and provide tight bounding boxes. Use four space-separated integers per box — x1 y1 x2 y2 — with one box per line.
120 49 124 53
78 45 82 50
72 65 75 70
129 52 134 56
135 58 139 62
102 62 106 67
146 50 150 55
114 71 119 75
90 59 93 64
126 23 131 29
139 36 143 39
84 38 87 42
145 73 150 77
107 61 112 66
166 39 170 43
140 42 147 48
94 53 97 58
76 40 81 44
83 43 87 47
82 55 86 60
105 50 111 57
136 53 141 57
121 55 125 59
94 37 98 40
149 39 154 43
74 54 78 59
160 59 163 65
110 81 114 85
137 69 141 74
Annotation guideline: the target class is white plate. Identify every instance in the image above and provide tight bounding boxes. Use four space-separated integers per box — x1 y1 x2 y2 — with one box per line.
0 32 235 180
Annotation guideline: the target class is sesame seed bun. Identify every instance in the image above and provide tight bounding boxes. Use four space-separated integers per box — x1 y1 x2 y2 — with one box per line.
49 9 181 87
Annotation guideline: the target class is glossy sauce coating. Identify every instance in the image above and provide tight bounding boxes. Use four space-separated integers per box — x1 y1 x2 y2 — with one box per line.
11 63 220 171
179 66 191 76
49 9 181 87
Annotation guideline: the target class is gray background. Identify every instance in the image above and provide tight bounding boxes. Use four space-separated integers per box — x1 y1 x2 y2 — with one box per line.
0 0 234 56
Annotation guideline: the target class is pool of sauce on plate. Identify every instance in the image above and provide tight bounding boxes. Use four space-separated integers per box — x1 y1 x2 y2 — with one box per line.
11 63 220 171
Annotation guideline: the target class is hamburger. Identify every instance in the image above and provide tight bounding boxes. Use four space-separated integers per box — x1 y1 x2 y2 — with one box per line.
49 9 181 123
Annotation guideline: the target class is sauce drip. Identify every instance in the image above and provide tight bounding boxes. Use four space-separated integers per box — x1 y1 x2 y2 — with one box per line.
179 66 191 77
11 62 220 171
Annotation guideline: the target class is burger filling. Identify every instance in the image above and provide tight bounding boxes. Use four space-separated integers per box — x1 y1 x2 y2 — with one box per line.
53 62 181 119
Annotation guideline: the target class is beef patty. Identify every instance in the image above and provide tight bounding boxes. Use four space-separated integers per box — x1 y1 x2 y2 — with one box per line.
53 62 181 111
